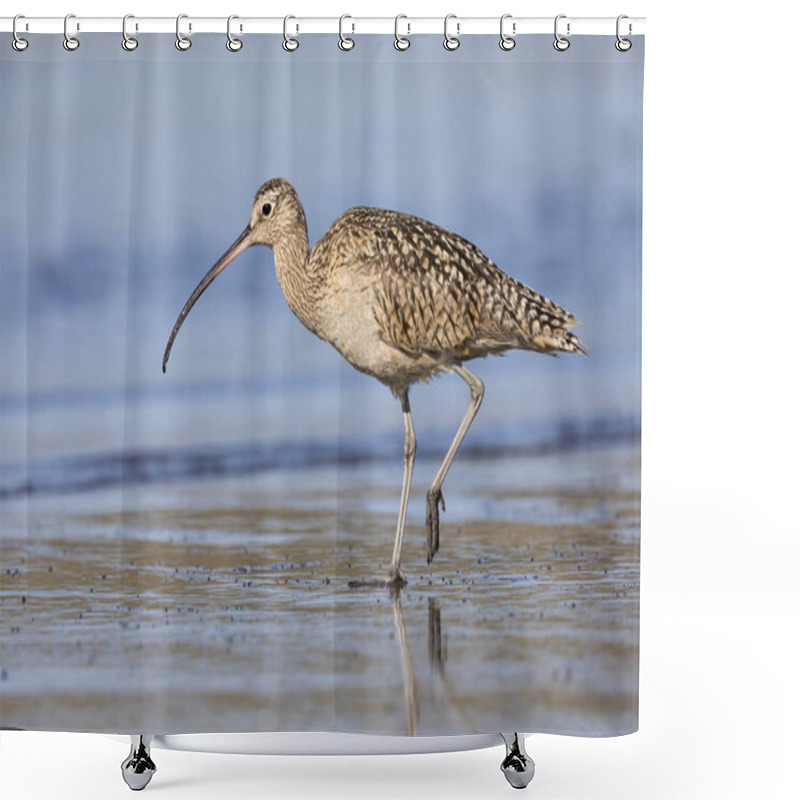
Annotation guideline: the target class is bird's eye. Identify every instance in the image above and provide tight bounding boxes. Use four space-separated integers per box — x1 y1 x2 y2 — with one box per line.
262 202 272 217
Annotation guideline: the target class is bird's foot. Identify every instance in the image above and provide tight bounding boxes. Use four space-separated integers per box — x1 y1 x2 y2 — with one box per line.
426 488 445 563
348 568 407 594
386 567 407 593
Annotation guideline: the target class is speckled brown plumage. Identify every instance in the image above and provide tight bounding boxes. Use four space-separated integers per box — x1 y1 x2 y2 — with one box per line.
163 178 586 590
317 205 586 366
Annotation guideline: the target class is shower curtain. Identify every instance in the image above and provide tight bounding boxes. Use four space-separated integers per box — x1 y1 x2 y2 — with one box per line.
0 27 642 741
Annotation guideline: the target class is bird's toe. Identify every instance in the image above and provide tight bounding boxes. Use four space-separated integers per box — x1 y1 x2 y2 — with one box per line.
386 568 408 593
347 570 407 593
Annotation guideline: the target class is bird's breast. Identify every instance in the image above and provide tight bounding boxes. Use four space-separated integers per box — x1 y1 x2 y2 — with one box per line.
317 273 442 392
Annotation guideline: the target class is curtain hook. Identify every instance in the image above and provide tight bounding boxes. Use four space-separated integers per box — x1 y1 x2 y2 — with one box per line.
443 14 460 51
175 14 192 51
615 14 632 51
394 15 410 51
63 13 80 51
283 15 299 51
499 14 516 51
12 14 29 52
553 14 570 51
227 15 243 51
339 14 355 51
122 14 138 51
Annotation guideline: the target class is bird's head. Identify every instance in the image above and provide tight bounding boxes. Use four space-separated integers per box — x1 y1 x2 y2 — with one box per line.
248 177 307 248
161 177 306 373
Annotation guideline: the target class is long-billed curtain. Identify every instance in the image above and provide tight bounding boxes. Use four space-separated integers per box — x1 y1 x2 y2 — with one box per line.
1 31 642 736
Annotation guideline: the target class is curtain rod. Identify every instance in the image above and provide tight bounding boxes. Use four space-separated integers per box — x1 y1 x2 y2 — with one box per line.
1 16 645 36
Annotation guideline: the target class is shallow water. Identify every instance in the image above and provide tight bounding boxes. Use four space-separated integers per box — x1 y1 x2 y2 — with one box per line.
0 440 638 736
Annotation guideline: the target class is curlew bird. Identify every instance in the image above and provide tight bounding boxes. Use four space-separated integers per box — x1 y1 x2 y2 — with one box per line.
162 178 586 590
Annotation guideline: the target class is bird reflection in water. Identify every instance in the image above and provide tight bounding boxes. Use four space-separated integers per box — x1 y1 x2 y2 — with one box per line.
390 593 476 736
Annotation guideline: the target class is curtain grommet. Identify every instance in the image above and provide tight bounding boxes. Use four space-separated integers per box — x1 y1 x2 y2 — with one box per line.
12 15 29 51
175 14 192 51
338 15 355 51
226 15 243 52
554 14 570 51
283 15 299 52
444 14 460 51
122 14 138 51
394 15 410 51
499 14 516 51
63 13 80 51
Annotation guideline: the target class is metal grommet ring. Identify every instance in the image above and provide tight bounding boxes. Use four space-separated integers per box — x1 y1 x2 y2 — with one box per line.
283 15 299 51
553 14 570 51
227 15 243 51
338 14 354 51
615 14 632 51
63 13 80 51
12 14 29 51
443 14 460 51
122 14 138 51
175 14 192 51
499 13 515 51
394 15 410 51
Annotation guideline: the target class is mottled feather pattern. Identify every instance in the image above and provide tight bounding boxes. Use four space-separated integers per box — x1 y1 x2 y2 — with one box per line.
314 207 586 360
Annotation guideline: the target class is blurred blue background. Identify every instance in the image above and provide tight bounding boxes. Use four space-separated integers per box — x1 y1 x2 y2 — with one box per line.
0 34 642 495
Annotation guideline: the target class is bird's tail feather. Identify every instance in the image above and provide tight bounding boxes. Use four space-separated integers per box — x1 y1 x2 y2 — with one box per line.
502 277 587 356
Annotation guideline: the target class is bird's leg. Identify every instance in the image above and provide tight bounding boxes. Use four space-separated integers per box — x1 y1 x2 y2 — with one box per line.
426 365 484 563
387 390 416 589
347 393 414 591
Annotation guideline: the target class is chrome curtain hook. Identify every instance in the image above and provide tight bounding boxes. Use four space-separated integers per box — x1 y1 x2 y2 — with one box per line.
63 13 79 51
283 15 299 51
122 14 138 51
443 14 460 51
12 14 29 52
499 14 516 51
615 14 632 51
175 14 192 51
227 15 243 51
339 14 354 51
394 15 410 51
553 14 570 51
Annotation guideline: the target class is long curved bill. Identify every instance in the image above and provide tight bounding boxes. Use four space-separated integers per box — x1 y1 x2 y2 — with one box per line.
162 226 252 373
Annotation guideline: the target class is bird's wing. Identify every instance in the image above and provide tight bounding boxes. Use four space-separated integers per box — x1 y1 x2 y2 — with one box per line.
363 214 496 358
335 208 584 358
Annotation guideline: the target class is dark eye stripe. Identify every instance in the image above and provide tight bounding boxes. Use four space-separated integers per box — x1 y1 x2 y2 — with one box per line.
262 203 272 216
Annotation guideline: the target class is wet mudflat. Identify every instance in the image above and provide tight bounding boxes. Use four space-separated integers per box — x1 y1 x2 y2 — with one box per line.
1 439 638 736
